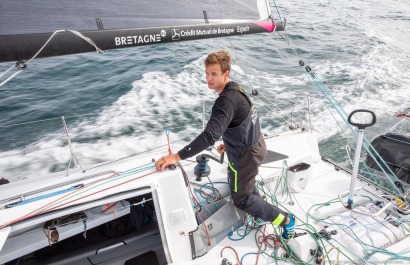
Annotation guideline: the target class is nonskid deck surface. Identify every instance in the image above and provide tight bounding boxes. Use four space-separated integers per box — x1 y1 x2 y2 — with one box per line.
185 132 410 264
0 131 409 264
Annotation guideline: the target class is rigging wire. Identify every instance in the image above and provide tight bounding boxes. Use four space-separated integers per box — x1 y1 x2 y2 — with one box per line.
0 100 210 129
223 35 306 129
271 0 282 20
85 139 187 171
0 104 283 163
273 21 408 201
227 38 256 95
163 45 206 84
165 36 303 130
0 30 105 88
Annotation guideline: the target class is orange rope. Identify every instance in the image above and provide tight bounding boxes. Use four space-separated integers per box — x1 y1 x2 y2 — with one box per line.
101 203 118 219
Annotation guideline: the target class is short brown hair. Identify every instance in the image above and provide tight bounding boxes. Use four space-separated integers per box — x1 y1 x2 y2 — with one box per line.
205 50 232 73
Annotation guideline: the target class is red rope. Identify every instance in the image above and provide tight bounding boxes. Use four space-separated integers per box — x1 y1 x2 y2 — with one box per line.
1 161 197 231
178 163 212 246
0 170 154 230
101 203 118 219
254 226 282 265
0 172 118 229
255 226 266 265
100 202 118 214
396 113 410 118
220 246 241 265
166 129 172 155
37 170 158 215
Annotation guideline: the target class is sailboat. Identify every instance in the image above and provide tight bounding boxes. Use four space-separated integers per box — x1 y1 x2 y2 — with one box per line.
1 0 409 264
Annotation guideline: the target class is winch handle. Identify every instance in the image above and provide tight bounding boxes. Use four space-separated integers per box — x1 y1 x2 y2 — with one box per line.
197 153 224 164
347 109 376 130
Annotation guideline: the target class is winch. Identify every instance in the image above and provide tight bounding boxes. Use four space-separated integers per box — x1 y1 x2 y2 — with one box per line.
194 152 224 181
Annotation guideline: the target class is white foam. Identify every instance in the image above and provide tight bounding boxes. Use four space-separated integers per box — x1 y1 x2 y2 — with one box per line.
0 62 214 181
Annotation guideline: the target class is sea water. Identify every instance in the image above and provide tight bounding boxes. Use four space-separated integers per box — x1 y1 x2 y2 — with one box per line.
0 0 409 181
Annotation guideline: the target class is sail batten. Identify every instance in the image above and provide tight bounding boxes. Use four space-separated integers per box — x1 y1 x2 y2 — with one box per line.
0 0 282 62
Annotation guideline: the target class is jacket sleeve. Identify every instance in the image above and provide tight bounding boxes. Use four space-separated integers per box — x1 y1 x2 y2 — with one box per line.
178 96 234 160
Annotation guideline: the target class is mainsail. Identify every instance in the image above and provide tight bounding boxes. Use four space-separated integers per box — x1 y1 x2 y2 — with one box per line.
0 0 285 63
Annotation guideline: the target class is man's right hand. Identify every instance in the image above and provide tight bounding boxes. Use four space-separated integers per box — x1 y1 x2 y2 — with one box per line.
216 144 225 154
156 153 181 171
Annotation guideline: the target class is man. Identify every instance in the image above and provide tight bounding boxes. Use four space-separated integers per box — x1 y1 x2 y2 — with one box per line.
155 50 295 239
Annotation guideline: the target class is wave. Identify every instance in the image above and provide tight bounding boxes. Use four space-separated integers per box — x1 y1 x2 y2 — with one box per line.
0 0 409 181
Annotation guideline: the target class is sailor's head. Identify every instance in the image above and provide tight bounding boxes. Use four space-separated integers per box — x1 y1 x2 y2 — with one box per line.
205 50 231 93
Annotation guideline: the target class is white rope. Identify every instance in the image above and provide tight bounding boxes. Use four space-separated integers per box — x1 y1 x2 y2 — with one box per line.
25 29 105 66
345 145 353 168
0 70 24 87
0 65 16 79
0 29 105 88
67 30 105 55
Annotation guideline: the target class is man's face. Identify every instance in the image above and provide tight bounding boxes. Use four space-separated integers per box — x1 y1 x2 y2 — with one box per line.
205 63 229 94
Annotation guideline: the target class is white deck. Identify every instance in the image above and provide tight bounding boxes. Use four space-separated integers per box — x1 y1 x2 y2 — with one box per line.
0 130 409 264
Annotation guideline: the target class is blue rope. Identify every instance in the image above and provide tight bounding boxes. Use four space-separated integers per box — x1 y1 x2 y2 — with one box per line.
8 162 156 208
7 185 82 208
